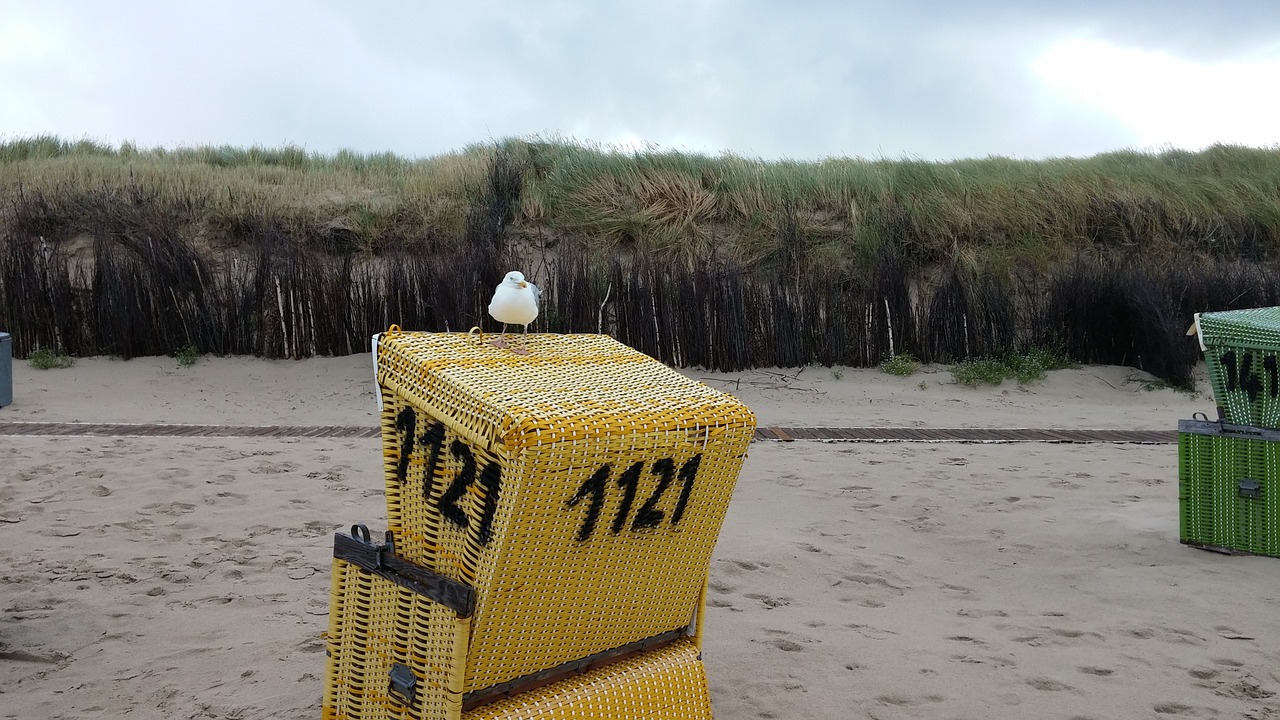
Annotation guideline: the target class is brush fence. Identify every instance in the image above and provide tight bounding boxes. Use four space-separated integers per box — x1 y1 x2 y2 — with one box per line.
323 330 755 720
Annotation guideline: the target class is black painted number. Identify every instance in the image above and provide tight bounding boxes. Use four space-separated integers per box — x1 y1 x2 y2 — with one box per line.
440 440 477 528
568 455 704 542
632 458 675 530
394 411 447 501
569 465 610 542
394 406 416 485
1222 350 1280 402
611 462 643 534
392 407 502 546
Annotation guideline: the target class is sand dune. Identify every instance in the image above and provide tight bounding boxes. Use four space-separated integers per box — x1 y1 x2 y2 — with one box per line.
4 354 1278 719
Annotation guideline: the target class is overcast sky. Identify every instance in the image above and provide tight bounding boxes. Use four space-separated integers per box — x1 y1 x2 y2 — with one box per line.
3 0 1279 162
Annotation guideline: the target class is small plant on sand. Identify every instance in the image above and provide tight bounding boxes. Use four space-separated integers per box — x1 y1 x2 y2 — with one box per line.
176 343 201 367
830 369 844 381
918 380 928 390
881 353 919 376
951 348 1075 386
1008 347 1075 383
950 358 1009 386
1134 375 1196 395
28 348 75 370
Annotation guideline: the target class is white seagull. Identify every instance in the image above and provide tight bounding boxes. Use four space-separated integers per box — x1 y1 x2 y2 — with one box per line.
487 270 541 353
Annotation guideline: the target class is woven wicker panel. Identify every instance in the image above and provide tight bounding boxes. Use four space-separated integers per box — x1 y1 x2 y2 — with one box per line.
1203 347 1280 429
1198 308 1280 428
324 558 469 720
1198 307 1280 351
464 638 711 720
1178 428 1280 556
375 331 754 692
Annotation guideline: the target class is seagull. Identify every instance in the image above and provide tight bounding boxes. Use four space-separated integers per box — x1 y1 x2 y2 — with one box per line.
487 270 541 353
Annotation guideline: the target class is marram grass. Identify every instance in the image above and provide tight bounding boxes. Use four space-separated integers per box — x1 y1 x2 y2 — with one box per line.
5 135 1280 268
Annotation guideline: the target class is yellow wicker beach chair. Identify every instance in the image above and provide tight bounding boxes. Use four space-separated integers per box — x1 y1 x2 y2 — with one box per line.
323 330 755 720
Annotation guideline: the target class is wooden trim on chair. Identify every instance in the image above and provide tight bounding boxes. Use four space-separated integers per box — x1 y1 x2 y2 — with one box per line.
461 628 690 711
333 531 476 617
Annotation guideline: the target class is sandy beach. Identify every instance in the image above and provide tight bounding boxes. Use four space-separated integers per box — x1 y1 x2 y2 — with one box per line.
4 353 1279 719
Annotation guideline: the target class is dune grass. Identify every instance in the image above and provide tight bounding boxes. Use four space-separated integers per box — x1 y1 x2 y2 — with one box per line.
5 135 1279 269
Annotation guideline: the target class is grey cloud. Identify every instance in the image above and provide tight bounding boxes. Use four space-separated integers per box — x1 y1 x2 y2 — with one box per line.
0 0 1275 160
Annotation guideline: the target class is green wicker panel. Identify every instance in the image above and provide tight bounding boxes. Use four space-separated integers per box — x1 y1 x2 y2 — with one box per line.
1197 307 1280 350
1198 308 1280 428
1203 348 1280 428
1178 428 1280 557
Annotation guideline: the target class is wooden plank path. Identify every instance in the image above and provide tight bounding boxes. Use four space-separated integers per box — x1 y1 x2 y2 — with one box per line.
0 422 1175 444
0 422 380 439
754 426 1175 444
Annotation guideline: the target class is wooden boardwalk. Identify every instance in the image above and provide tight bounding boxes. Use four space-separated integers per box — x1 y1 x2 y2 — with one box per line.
0 422 1175 444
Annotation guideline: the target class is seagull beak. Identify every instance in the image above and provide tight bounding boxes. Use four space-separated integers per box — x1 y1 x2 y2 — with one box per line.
518 281 527 288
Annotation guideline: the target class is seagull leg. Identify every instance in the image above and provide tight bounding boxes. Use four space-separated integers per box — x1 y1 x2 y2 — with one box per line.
490 324 510 348
512 324 531 355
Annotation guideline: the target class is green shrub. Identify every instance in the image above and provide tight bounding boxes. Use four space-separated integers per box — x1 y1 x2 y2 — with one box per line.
880 353 920 376
176 343 201 367
950 358 1012 386
951 349 1075 386
28 348 75 370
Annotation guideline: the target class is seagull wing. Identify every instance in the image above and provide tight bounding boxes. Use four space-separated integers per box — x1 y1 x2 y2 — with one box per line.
529 282 542 303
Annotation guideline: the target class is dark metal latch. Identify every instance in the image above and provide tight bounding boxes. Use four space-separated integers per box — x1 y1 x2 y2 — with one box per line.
389 663 418 705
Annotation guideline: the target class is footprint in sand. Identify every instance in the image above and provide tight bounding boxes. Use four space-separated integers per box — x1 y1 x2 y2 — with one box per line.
759 629 816 653
250 460 299 474
795 542 829 555
770 473 805 488
875 694 944 707
743 593 791 609
1152 702 1217 716
705 596 737 610
139 502 196 516
717 558 768 577
708 579 735 594
206 491 248 506
836 573 907 596
950 654 1016 668
956 608 1007 619
843 623 898 641
1214 674 1276 700
1011 627 1103 647
1118 625 1205 645
1025 677 1076 692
